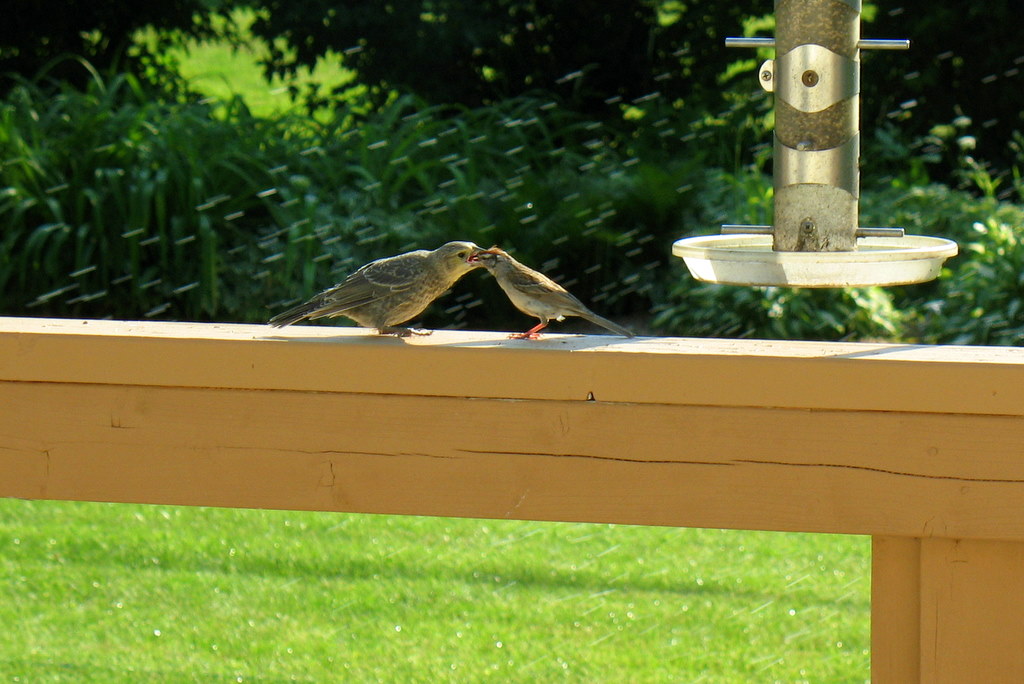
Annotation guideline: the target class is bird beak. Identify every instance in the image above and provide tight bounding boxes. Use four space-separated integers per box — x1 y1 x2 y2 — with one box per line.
468 247 499 263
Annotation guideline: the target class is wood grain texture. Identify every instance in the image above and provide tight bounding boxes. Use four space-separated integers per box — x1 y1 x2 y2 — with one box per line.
3 380 1024 540
872 536 921 683
2 317 1024 415
919 538 1024 683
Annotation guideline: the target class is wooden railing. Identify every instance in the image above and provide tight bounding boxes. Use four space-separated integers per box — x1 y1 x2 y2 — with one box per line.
3 316 1024 682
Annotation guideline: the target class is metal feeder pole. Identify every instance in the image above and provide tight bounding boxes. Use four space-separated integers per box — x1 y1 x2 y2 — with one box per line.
726 0 909 251
674 10 956 288
774 0 860 251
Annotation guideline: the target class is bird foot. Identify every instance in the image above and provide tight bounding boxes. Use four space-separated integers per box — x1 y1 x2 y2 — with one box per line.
508 332 541 340
379 327 433 337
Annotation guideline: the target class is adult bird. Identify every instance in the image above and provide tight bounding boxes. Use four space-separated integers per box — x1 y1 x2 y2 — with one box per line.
472 247 633 338
269 241 484 335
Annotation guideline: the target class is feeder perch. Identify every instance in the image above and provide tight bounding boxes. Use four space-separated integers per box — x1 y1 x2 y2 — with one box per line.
672 0 957 287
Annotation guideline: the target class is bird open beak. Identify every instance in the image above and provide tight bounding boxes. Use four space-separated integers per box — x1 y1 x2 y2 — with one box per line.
468 246 500 263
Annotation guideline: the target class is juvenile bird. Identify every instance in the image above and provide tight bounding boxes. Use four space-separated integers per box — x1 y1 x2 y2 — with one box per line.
269 241 484 335
472 247 634 338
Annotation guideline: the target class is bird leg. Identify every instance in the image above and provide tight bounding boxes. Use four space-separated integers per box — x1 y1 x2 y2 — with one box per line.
509 321 548 340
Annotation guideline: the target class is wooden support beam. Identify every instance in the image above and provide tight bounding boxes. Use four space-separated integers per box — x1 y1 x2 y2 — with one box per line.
873 536 1024 682
919 538 1024 682
872 536 922 683
3 316 1024 682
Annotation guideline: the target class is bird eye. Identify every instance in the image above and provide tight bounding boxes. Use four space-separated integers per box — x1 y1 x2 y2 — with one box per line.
457 251 468 259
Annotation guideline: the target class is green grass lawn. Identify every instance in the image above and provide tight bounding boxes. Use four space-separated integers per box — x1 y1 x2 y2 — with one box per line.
0 499 869 682
161 10 356 119
172 42 356 120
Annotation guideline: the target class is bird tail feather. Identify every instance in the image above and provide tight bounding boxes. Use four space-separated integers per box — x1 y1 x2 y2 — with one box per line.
580 311 634 337
268 301 320 328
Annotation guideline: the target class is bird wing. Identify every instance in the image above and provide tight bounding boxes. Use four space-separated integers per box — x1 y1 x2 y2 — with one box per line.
493 259 594 323
359 251 429 291
518 270 592 313
505 263 571 298
306 251 429 317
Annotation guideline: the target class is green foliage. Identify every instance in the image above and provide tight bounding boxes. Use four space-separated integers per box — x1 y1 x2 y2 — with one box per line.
918 217 1024 345
654 168 905 341
4 65 1024 343
0 72 297 320
249 0 762 117
146 8 361 120
862 1 1024 177
7 0 1022 189
235 0 1024 189
654 163 1024 344
857 180 1024 345
655 277 905 342
0 74 706 329
0 1 246 95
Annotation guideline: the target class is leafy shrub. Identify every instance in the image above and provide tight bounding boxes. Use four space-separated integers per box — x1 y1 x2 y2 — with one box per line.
915 217 1024 345
654 164 1024 344
0 2 240 95
249 0 763 117
1 73 298 320
862 1 1024 176
3 65 1023 343
653 168 907 341
0 74 710 330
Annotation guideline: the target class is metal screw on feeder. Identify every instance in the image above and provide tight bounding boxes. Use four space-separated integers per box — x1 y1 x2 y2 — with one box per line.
672 0 957 288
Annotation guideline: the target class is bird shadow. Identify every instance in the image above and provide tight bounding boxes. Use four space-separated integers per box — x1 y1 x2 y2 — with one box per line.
261 331 412 345
438 333 641 350
260 328 639 350
823 343 930 359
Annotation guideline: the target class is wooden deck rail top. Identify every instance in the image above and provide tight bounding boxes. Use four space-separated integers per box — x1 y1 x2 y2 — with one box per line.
2 316 1024 682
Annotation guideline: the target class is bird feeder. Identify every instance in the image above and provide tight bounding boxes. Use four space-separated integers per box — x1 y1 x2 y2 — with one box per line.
673 0 957 287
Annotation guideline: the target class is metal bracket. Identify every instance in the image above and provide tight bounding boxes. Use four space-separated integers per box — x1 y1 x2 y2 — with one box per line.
775 134 859 194
733 37 907 100
721 225 905 238
758 60 775 92
722 30 909 252
672 3 956 284
725 37 910 51
776 44 858 113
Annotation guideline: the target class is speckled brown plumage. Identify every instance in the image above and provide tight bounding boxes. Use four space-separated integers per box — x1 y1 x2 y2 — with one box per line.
473 247 633 338
269 241 483 334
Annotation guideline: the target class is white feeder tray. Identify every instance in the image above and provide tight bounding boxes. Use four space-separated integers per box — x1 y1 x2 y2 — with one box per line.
672 234 958 288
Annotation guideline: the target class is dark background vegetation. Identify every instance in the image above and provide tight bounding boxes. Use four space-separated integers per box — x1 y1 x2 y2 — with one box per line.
2 0 1022 343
